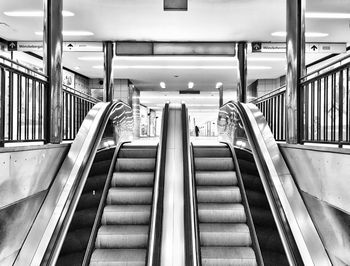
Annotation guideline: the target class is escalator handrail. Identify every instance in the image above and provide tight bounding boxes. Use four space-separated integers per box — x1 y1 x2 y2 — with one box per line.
221 101 331 266
146 103 169 266
82 141 128 265
223 142 264 266
15 100 133 266
181 103 200 266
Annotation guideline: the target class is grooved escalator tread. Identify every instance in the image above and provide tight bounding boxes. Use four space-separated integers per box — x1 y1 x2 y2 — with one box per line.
111 172 154 187
106 187 153 205
194 147 232 157
90 249 146 266
101 205 151 225
115 158 156 172
95 225 149 249
197 186 242 203
198 203 247 223
201 247 257 266
195 171 237 186
195 157 234 171
118 148 157 158
200 223 252 246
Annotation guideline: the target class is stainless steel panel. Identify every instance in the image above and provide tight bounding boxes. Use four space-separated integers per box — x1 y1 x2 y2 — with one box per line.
301 192 350 266
0 190 46 263
161 104 185 266
0 145 69 208
103 41 115 102
0 250 18 266
280 144 350 213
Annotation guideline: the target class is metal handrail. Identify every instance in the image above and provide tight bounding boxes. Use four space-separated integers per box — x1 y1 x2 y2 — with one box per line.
182 103 200 266
0 55 48 79
63 84 100 103
250 85 286 104
147 103 169 266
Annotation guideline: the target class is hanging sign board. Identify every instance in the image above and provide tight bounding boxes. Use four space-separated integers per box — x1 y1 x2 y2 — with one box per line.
8 41 102 52
251 42 346 53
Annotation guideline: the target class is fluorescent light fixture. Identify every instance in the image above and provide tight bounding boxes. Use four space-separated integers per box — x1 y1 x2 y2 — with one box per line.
78 56 103 61
5 10 74 17
93 65 271 70
35 31 94 36
216 82 223 89
188 82 194 89
160 82 166 89
271 31 328 37
306 12 350 19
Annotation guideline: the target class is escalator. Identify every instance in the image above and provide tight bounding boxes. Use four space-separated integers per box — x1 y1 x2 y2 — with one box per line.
57 144 157 265
192 144 288 266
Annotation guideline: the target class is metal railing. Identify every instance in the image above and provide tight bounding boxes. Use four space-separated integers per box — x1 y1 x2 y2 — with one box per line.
253 53 350 146
0 56 100 146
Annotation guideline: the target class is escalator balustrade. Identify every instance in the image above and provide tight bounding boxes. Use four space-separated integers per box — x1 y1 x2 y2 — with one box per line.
193 144 258 266
90 144 157 266
57 148 115 266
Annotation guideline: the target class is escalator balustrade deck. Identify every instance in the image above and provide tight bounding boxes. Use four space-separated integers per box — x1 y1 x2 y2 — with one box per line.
193 145 257 266
90 144 157 266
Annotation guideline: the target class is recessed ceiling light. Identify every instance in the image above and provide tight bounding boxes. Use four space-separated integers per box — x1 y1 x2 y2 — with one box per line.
216 82 223 89
271 31 328 37
4 10 74 17
188 82 194 89
160 82 166 89
306 12 350 19
35 31 94 36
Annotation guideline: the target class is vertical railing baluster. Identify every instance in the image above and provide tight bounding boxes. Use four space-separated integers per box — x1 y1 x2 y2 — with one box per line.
17 75 22 140
324 76 328 141
339 70 344 147
310 81 315 141
8 71 14 141
317 79 321 141
32 80 36 140
25 77 29 140
0 68 5 146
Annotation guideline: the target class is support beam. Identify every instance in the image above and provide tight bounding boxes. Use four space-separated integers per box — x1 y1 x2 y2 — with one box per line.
103 41 115 102
43 0 63 144
286 0 305 144
237 42 247 103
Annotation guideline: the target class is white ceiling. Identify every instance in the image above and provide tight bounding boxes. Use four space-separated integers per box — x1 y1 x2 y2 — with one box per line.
0 0 349 93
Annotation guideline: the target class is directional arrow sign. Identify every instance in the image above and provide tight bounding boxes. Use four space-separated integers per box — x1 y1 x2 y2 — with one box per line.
7 41 17 51
310 45 318 51
251 42 262 52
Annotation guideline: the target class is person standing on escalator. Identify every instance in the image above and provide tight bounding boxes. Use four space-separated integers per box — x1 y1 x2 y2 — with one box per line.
195 125 200 137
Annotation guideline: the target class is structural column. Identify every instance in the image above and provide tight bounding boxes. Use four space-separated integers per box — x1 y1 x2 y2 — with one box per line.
286 0 305 143
132 88 140 138
103 41 115 102
237 42 247 103
217 83 223 107
44 0 63 143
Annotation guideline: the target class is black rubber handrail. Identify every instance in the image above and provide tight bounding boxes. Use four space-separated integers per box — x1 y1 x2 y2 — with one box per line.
182 103 200 266
146 103 169 266
223 142 264 266
82 141 127 265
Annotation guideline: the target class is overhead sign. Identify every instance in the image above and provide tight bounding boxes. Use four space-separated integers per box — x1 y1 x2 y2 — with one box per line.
7 41 18 51
7 41 102 52
251 42 346 54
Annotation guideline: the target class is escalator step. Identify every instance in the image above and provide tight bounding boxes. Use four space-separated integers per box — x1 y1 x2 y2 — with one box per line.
95 225 148 248
89 160 111 176
198 203 246 223
194 147 231 157
116 158 156 172
111 172 154 187
90 249 146 266
245 190 269 209
60 227 91 255
76 191 102 210
101 205 151 225
195 158 234 171
241 174 264 192
197 186 241 203
69 208 97 230
195 171 237 186
201 247 257 266
106 187 152 205
200 223 252 246
56 251 84 266
118 148 157 158
83 174 107 193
